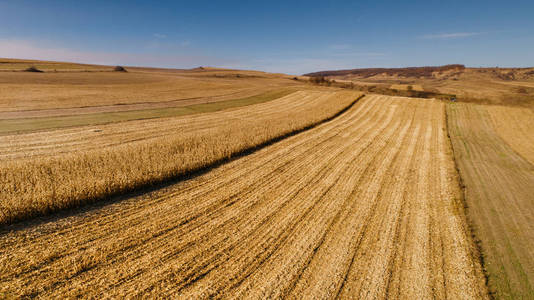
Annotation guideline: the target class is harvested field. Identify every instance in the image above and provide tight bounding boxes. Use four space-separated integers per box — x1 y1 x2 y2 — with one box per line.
0 90 360 224
486 105 534 164
0 61 303 114
0 95 488 298
0 88 297 120
0 88 297 133
0 72 244 112
447 103 534 299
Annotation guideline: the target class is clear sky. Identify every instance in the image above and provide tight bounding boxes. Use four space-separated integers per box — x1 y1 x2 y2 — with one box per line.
1 0 533 74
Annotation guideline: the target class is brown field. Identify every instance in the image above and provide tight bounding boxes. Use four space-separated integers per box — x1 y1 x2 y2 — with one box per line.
0 88 297 134
0 59 303 115
0 90 360 224
0 95 488 298
3 58 534 299
311 65 534 108
305 64 467 78
447 103 534 299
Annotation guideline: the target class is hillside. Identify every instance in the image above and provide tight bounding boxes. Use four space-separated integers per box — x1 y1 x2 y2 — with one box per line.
305 64 467 78
0 58 309 132
305 65 534 107
304 65 534 81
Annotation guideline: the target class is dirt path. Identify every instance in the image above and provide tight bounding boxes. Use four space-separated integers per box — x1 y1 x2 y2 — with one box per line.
447 103 534 299
0 96 488 298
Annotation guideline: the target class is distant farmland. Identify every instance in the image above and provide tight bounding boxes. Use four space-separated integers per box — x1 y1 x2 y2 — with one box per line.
0 90 360 224
305 64 534 108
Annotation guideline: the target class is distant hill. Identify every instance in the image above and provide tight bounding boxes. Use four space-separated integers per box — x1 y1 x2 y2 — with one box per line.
305 64 466 78
304 64 534 107
304 65 534 81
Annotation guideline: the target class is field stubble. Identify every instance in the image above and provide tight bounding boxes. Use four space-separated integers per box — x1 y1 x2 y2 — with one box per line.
0 64 301 113
0 95 488 298
0 88 297 133
0 90 361 225
447 102 534 299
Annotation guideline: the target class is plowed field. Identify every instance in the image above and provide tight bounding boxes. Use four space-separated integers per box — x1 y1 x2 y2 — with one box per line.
0 95 488 298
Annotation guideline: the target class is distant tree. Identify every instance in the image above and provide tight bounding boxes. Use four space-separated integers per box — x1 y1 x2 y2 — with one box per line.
406 85 413 91
309 76 332 85
113 66 127 72
24 66 43 73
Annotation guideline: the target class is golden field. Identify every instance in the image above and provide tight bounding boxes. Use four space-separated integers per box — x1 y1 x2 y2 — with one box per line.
1 59 534 299
0 95 488 298
0 88 297 133
0 90 360 224
0 58 304 114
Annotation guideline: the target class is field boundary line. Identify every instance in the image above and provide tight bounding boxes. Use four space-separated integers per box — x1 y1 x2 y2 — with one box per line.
444 102 492 299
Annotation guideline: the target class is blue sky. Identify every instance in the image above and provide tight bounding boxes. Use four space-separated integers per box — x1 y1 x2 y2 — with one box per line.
1 0 533 74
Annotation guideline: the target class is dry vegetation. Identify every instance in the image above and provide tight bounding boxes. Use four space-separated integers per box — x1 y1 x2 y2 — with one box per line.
487 105 534 165
307 65 534 108
447 102 534 299
305 64 466 78
0 95 488 298
0 88 297 133
0 90 360 224
0 59 303 115
2 57 534 298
